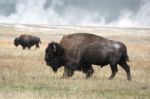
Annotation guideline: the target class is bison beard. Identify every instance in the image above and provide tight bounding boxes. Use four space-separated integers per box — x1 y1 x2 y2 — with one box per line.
14 34 41 50
45 33 131 80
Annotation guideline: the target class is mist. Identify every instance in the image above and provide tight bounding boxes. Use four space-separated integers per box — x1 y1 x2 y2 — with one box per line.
0 0 149 27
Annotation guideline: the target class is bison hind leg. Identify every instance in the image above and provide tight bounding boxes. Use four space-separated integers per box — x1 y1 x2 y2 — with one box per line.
108 56 120 80
82 64 94 78
119 61 131 81
109 64 118 80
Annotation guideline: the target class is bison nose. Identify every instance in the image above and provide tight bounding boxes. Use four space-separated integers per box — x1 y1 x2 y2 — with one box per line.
45 61 49 65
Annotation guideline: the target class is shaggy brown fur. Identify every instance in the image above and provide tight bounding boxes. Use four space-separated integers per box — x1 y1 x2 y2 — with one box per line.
14 34 41 50
45 33 131 80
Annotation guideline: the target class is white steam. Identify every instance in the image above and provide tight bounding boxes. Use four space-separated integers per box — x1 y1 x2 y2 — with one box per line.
109 0 150 27
0 0 150 27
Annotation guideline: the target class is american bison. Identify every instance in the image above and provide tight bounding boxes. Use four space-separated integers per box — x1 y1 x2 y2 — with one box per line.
45 33 131 80
14 34 41 50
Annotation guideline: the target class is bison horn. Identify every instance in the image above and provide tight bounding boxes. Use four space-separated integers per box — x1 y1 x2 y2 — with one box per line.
53 44 57 53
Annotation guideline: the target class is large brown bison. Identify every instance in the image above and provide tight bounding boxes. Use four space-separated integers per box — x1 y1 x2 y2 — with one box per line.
14 34 41 50
45 33 131 80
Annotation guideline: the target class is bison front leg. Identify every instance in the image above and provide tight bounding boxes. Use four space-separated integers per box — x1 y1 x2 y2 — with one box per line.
62 67 74 78
82 64 94 78
85 67 94 78
109 64 118 80
22 46 26 50
27 46 31 50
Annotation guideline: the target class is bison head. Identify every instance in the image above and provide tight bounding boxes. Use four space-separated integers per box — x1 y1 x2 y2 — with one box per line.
14 38 20 47
45 42 64 72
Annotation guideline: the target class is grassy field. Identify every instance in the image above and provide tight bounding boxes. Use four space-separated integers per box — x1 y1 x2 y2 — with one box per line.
0 24 150 99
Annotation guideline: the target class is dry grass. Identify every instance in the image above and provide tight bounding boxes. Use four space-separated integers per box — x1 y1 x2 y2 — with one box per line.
0 24 150 99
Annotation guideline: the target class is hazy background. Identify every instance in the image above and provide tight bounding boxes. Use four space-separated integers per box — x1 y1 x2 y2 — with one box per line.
0 0 150 27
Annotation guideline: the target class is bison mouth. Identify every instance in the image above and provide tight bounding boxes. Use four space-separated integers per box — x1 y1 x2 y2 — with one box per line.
45 60 58 73
14 43 18 47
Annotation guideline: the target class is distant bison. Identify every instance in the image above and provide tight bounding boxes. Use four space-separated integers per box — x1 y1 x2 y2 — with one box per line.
14 34 41 50
45 33 131 80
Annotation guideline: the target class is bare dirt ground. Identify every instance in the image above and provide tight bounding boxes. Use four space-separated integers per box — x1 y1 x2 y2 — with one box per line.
0 24 150 99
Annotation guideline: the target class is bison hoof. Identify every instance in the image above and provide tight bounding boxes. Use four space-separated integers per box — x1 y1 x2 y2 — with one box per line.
127 77 132 81
109 76 114 80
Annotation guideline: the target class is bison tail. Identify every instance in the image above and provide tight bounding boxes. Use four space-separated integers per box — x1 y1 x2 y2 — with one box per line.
121 45 130 62
120 52 130 63
123 53 130 62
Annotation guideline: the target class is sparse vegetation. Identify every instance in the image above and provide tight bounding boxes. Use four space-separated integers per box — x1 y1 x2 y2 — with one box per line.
0 25 150 99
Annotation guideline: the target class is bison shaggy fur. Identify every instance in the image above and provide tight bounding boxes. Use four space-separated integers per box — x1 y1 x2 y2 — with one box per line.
14 34 41 50
45 33 131 80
